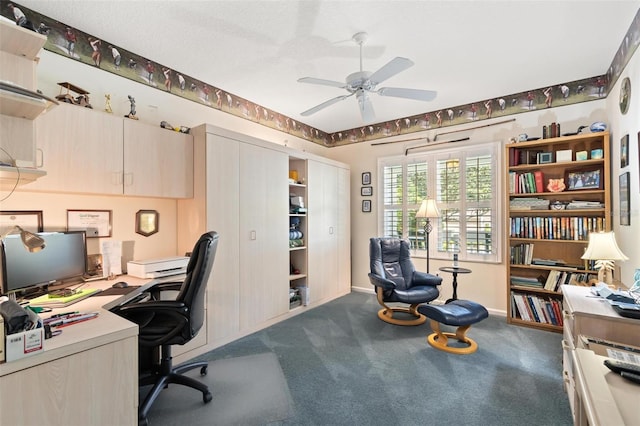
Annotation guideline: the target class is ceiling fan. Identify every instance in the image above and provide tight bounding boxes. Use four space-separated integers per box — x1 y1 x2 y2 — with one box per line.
298 32 437 123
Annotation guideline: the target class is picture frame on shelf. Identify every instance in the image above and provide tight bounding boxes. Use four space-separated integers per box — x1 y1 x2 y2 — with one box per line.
362 199 372 213
67 209 112 238
361 186 373 196
620 172 630 226
361 172 371 185
537 152 553 164
0 210 43 235
565 168 602 191
621 134 629 168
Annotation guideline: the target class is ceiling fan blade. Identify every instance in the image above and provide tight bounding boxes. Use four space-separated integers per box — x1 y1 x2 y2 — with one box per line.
357 91 375 123
377 87 438 101
300 93 353 116
298 77 346 89
368 57 414 85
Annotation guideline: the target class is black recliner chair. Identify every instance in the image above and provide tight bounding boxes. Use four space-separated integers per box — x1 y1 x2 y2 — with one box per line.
112 231 219 425
369 237 442 325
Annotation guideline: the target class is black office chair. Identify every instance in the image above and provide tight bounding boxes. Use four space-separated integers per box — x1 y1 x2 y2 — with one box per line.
112 231 219 425
369 237 442 326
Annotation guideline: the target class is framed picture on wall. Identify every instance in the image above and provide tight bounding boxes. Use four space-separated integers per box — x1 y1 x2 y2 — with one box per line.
621 134 629 168
362 200 371 213
362 172 371 186
361 186 373 196
67 209 112 237
0 210 43 235
620 172 630 226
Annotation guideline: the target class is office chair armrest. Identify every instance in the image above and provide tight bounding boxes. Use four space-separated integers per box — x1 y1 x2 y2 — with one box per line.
116 300 189 346
146 281 184 300
412 271 442 287
368 273 396 291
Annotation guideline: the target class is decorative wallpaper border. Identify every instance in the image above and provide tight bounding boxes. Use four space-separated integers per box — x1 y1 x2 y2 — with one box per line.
3 2 638 147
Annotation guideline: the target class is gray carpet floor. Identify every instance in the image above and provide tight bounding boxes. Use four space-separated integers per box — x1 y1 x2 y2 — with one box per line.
153 291 573 426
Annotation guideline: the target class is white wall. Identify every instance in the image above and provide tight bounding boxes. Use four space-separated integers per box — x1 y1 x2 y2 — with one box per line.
605 49 640 286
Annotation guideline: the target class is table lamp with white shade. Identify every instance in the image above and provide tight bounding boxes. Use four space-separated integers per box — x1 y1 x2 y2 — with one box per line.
415 199 440 273
581 231 628 285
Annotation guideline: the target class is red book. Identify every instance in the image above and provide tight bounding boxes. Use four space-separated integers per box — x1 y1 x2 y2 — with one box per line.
534 170 544 193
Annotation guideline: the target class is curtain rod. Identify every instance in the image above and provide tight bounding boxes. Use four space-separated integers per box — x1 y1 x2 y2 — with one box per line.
404 137 470 155
371 117 516 147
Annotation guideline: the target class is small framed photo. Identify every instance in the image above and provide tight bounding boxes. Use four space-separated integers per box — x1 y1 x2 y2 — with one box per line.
575 150 588 161
565 168 602 191
362 199 372 213
0 210 43 235
361 172 371 186
361 186 373 196
537 152 553 164
590 148 604 159
67 209 112 237
621 134 629 168
620 172 630 225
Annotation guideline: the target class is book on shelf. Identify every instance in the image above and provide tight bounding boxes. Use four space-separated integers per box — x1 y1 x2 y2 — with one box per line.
511 292 563 326
510 275 544 287
531 258 566 266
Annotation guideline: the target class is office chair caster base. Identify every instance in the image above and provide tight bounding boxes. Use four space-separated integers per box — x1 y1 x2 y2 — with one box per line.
204 390 213 403
200 365 208 376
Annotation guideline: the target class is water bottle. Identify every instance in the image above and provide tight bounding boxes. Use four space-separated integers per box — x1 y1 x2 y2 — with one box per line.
453 253 459 268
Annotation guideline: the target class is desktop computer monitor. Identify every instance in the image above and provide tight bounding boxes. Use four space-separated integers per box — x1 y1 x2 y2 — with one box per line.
0 231 87 295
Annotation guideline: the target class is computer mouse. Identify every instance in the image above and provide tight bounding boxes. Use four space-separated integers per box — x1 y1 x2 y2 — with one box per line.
112 281 129 289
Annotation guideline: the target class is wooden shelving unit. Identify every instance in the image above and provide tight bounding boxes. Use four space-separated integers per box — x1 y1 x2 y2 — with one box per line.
505 131 611 332
289 157 308 309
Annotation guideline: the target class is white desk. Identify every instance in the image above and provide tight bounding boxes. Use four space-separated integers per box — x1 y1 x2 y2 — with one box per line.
572 348 640 426
0 276 160 426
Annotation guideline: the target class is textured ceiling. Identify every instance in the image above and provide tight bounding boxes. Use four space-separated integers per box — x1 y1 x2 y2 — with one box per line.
16 0 640 134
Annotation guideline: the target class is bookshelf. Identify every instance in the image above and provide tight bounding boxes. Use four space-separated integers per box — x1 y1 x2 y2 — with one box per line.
289 157 308 309
505 131 611 332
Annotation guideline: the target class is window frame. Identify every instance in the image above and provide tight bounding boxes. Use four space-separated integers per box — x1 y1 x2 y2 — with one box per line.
377 140 502 264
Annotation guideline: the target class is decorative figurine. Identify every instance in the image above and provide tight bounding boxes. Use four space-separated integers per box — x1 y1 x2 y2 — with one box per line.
104 94 112 113
125 95 138 120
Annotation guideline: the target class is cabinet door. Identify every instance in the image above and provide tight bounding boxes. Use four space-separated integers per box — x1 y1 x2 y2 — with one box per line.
205 133 241 343
123 120 193 198
239 142 289 329
30 103 123 194
308 160 340 303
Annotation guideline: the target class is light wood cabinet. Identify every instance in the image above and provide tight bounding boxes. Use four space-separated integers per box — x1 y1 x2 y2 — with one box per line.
123 119 193 198
30 103 193 198
30 102 124 194
177 124 350 358
505 132 611 332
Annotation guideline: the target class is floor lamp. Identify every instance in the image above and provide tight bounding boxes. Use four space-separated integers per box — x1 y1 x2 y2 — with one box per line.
416 199 440 274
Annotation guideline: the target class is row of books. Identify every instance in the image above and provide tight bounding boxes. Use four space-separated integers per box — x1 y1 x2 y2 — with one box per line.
508 148 543 166
510 216 606 240
542 270 591 291
510 243 535 265
510 292 564 326
509 171 544 194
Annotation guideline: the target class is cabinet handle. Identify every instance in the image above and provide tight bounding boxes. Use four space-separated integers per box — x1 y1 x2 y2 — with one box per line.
36 148 44 168
124 172 133 187
329 226 334 235
250 230 256 240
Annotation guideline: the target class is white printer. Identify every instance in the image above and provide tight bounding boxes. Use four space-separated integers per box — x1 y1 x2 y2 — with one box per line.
127 256 189 279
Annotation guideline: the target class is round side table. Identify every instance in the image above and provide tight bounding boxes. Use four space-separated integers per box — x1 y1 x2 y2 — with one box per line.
438 266 472 303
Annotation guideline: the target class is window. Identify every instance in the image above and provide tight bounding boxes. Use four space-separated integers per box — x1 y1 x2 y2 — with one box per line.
378 141 501 263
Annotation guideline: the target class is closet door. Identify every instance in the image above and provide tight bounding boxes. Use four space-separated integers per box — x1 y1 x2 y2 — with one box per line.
238 142 289 329
307 160 339 303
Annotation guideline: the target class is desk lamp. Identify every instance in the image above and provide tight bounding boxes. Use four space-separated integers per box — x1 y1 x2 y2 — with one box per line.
581 231 628 285
415 199 440 273
0 226 46 252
